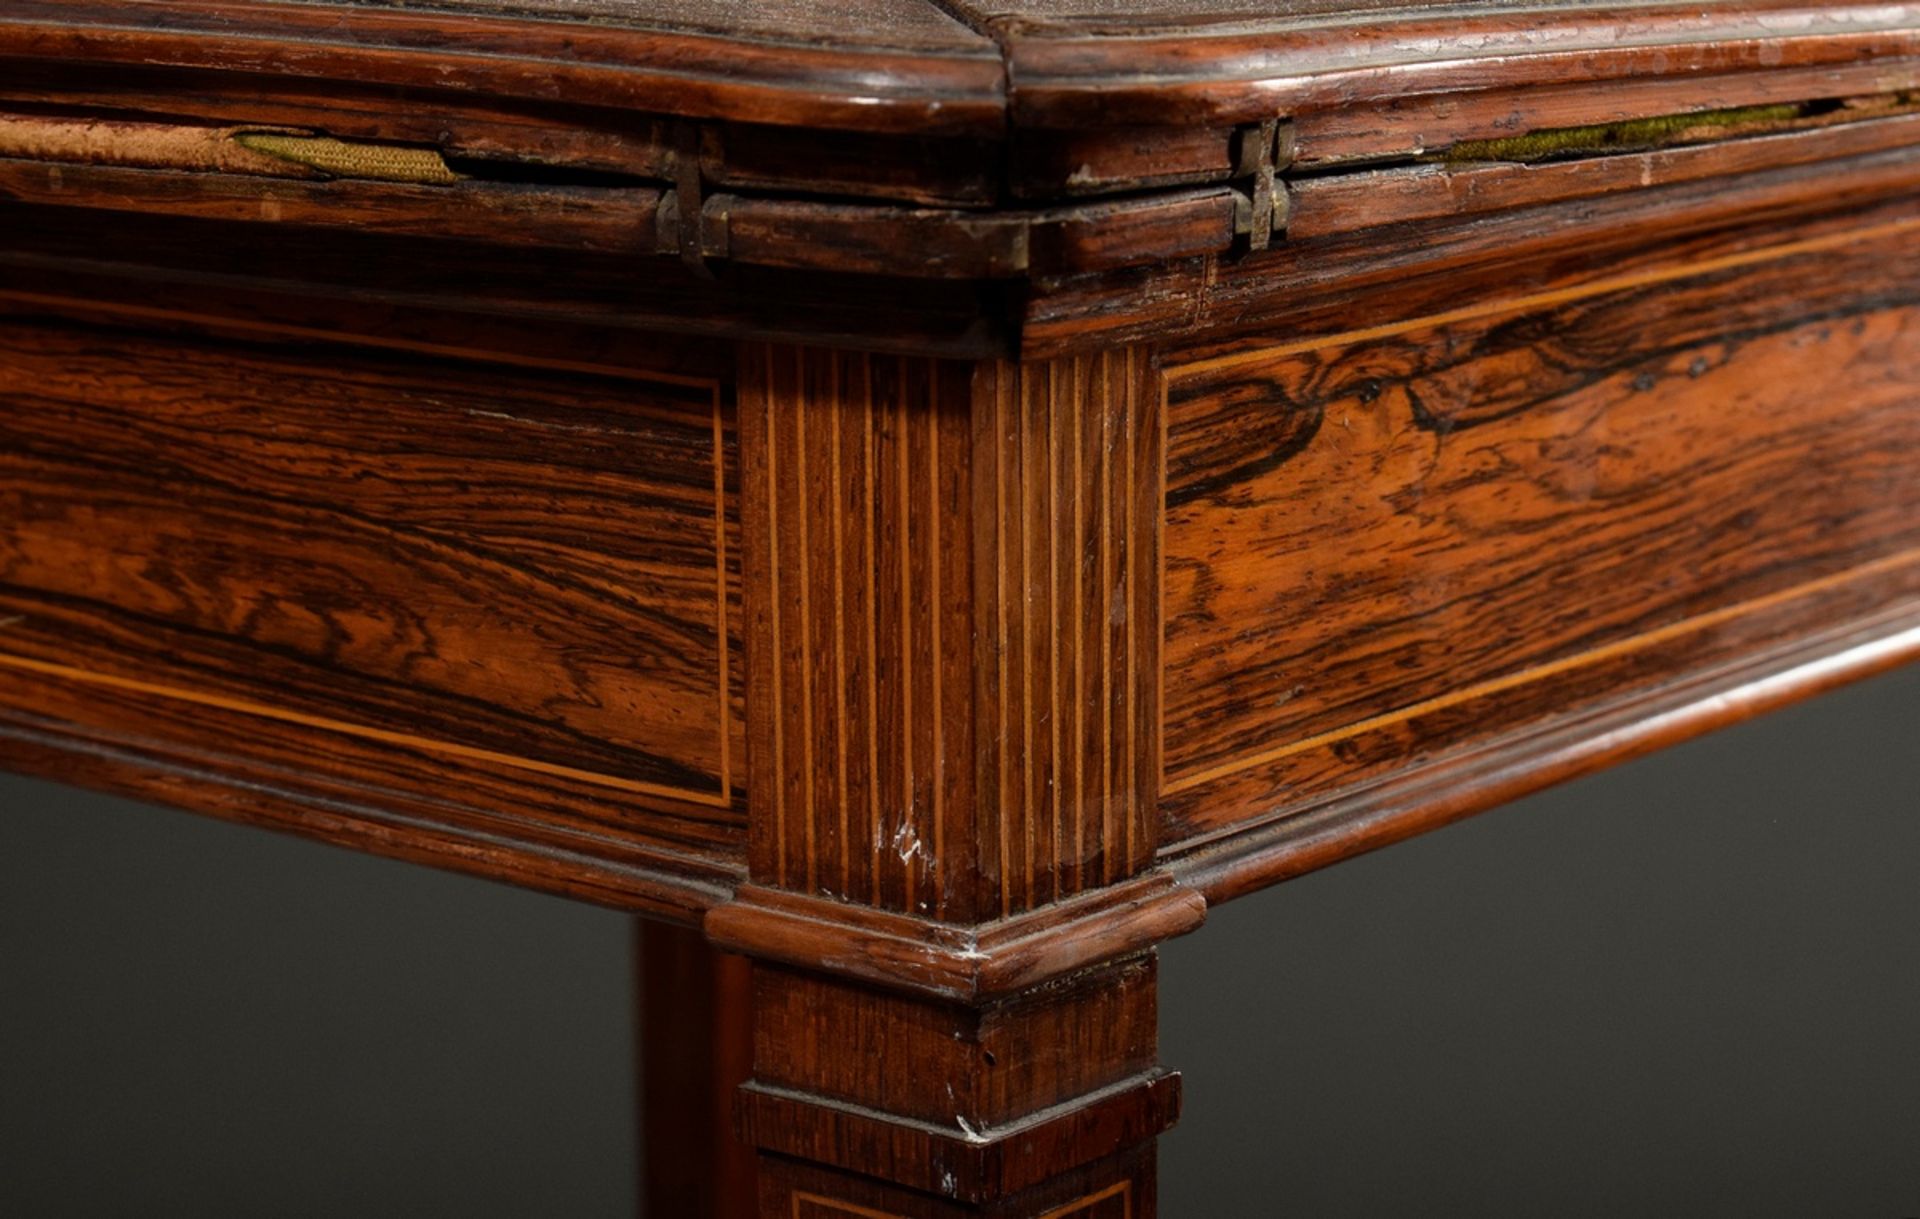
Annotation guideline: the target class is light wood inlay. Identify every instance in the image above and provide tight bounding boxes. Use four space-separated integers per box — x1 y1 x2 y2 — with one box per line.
0 319 742 819
745 347 973 915
1038 1181 1133 1219
1158 218 1920 840
976 351 1160 915
742 346 1158 920
791 1191 907 1218
0 649 732 804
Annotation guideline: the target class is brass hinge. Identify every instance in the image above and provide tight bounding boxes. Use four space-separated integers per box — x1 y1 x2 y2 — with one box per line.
655 119 729 276
1231 118 1295 252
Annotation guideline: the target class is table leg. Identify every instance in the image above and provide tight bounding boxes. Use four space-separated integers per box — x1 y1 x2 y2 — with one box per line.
637 919 757 1218
719 339 1187 1214
738 955 1173 1217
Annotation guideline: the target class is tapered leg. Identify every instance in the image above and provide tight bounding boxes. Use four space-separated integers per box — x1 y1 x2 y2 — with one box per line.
637 919 757 1218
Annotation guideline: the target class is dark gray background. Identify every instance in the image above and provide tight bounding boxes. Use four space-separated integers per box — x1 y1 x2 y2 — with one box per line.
3 664 1917 1217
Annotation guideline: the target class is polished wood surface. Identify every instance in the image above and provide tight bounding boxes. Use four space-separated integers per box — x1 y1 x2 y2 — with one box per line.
744 958 1171 1214
0 321 737 803
1160 215 1920 845
0 308 744 918
2 0 1918 1212
0 0 1006 137
740 347 1160 920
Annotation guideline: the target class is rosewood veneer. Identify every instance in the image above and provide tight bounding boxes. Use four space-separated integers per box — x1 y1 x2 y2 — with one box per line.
2 1 1918 1213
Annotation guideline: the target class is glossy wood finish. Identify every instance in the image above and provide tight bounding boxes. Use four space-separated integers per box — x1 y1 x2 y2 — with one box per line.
716 344 1182 1211
0 207 1012 359
1023 138 1920 356
1293 58 1920 168
0 0 1006 137
738 348 1161 922
4 2 1920 1214
766 1146 1154 1218
1159 215 1920 846
1287 106 1920 242
985 1 1920 128
742 957 1171 1214
0 306 745 920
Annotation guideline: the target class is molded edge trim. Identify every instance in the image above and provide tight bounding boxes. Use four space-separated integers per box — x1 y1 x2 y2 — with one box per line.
704 873 1206 1003
1005 2 1920 127
0 0 1006 138
0 711 740 923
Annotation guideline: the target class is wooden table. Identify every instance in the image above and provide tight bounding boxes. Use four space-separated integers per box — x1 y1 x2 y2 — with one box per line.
3 2 1919 1213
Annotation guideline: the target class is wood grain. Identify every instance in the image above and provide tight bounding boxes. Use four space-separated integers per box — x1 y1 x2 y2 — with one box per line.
1286 111 1920 242
1158 217 1920 842
742 347 976 916
0 206 1011 359
0 706 742 917
739 957 1173 1208
1024 142 1920 357
0 136 1236 279
740 346 1159 922
7 6 1920 1214
0 58 1003 208
973 353 1162 915
0 154 662 255
1293 59 1920 168
0 313 746 876
1174 591 1920 903
705 876 1204 1004
751 956 1158 1128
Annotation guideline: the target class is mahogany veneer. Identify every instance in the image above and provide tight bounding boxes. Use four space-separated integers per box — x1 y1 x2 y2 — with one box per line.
3 1 1918 1213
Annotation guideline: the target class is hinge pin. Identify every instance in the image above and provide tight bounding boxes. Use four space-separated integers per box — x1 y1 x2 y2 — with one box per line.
1235 118 1295 252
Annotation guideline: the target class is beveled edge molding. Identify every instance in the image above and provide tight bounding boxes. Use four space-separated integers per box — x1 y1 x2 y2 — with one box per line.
0 0 1007 139
703 872 1205 1004
0 707 741 922
1006 2 1920 127
738 1069 1179 1203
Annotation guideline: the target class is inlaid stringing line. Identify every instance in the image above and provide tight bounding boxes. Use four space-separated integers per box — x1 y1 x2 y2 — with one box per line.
793 345 817 890
863 356 881 904
897 354 917 913
830 353 849 897
1100 351 1115 886
765 345 788 879
1165 546 1920 794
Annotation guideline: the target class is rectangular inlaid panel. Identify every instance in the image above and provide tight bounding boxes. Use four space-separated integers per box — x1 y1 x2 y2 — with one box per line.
0 317 742 840
1160 217 1920 841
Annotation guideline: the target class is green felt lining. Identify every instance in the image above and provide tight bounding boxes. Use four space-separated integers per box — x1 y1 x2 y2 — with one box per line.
1438 101 1820 165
